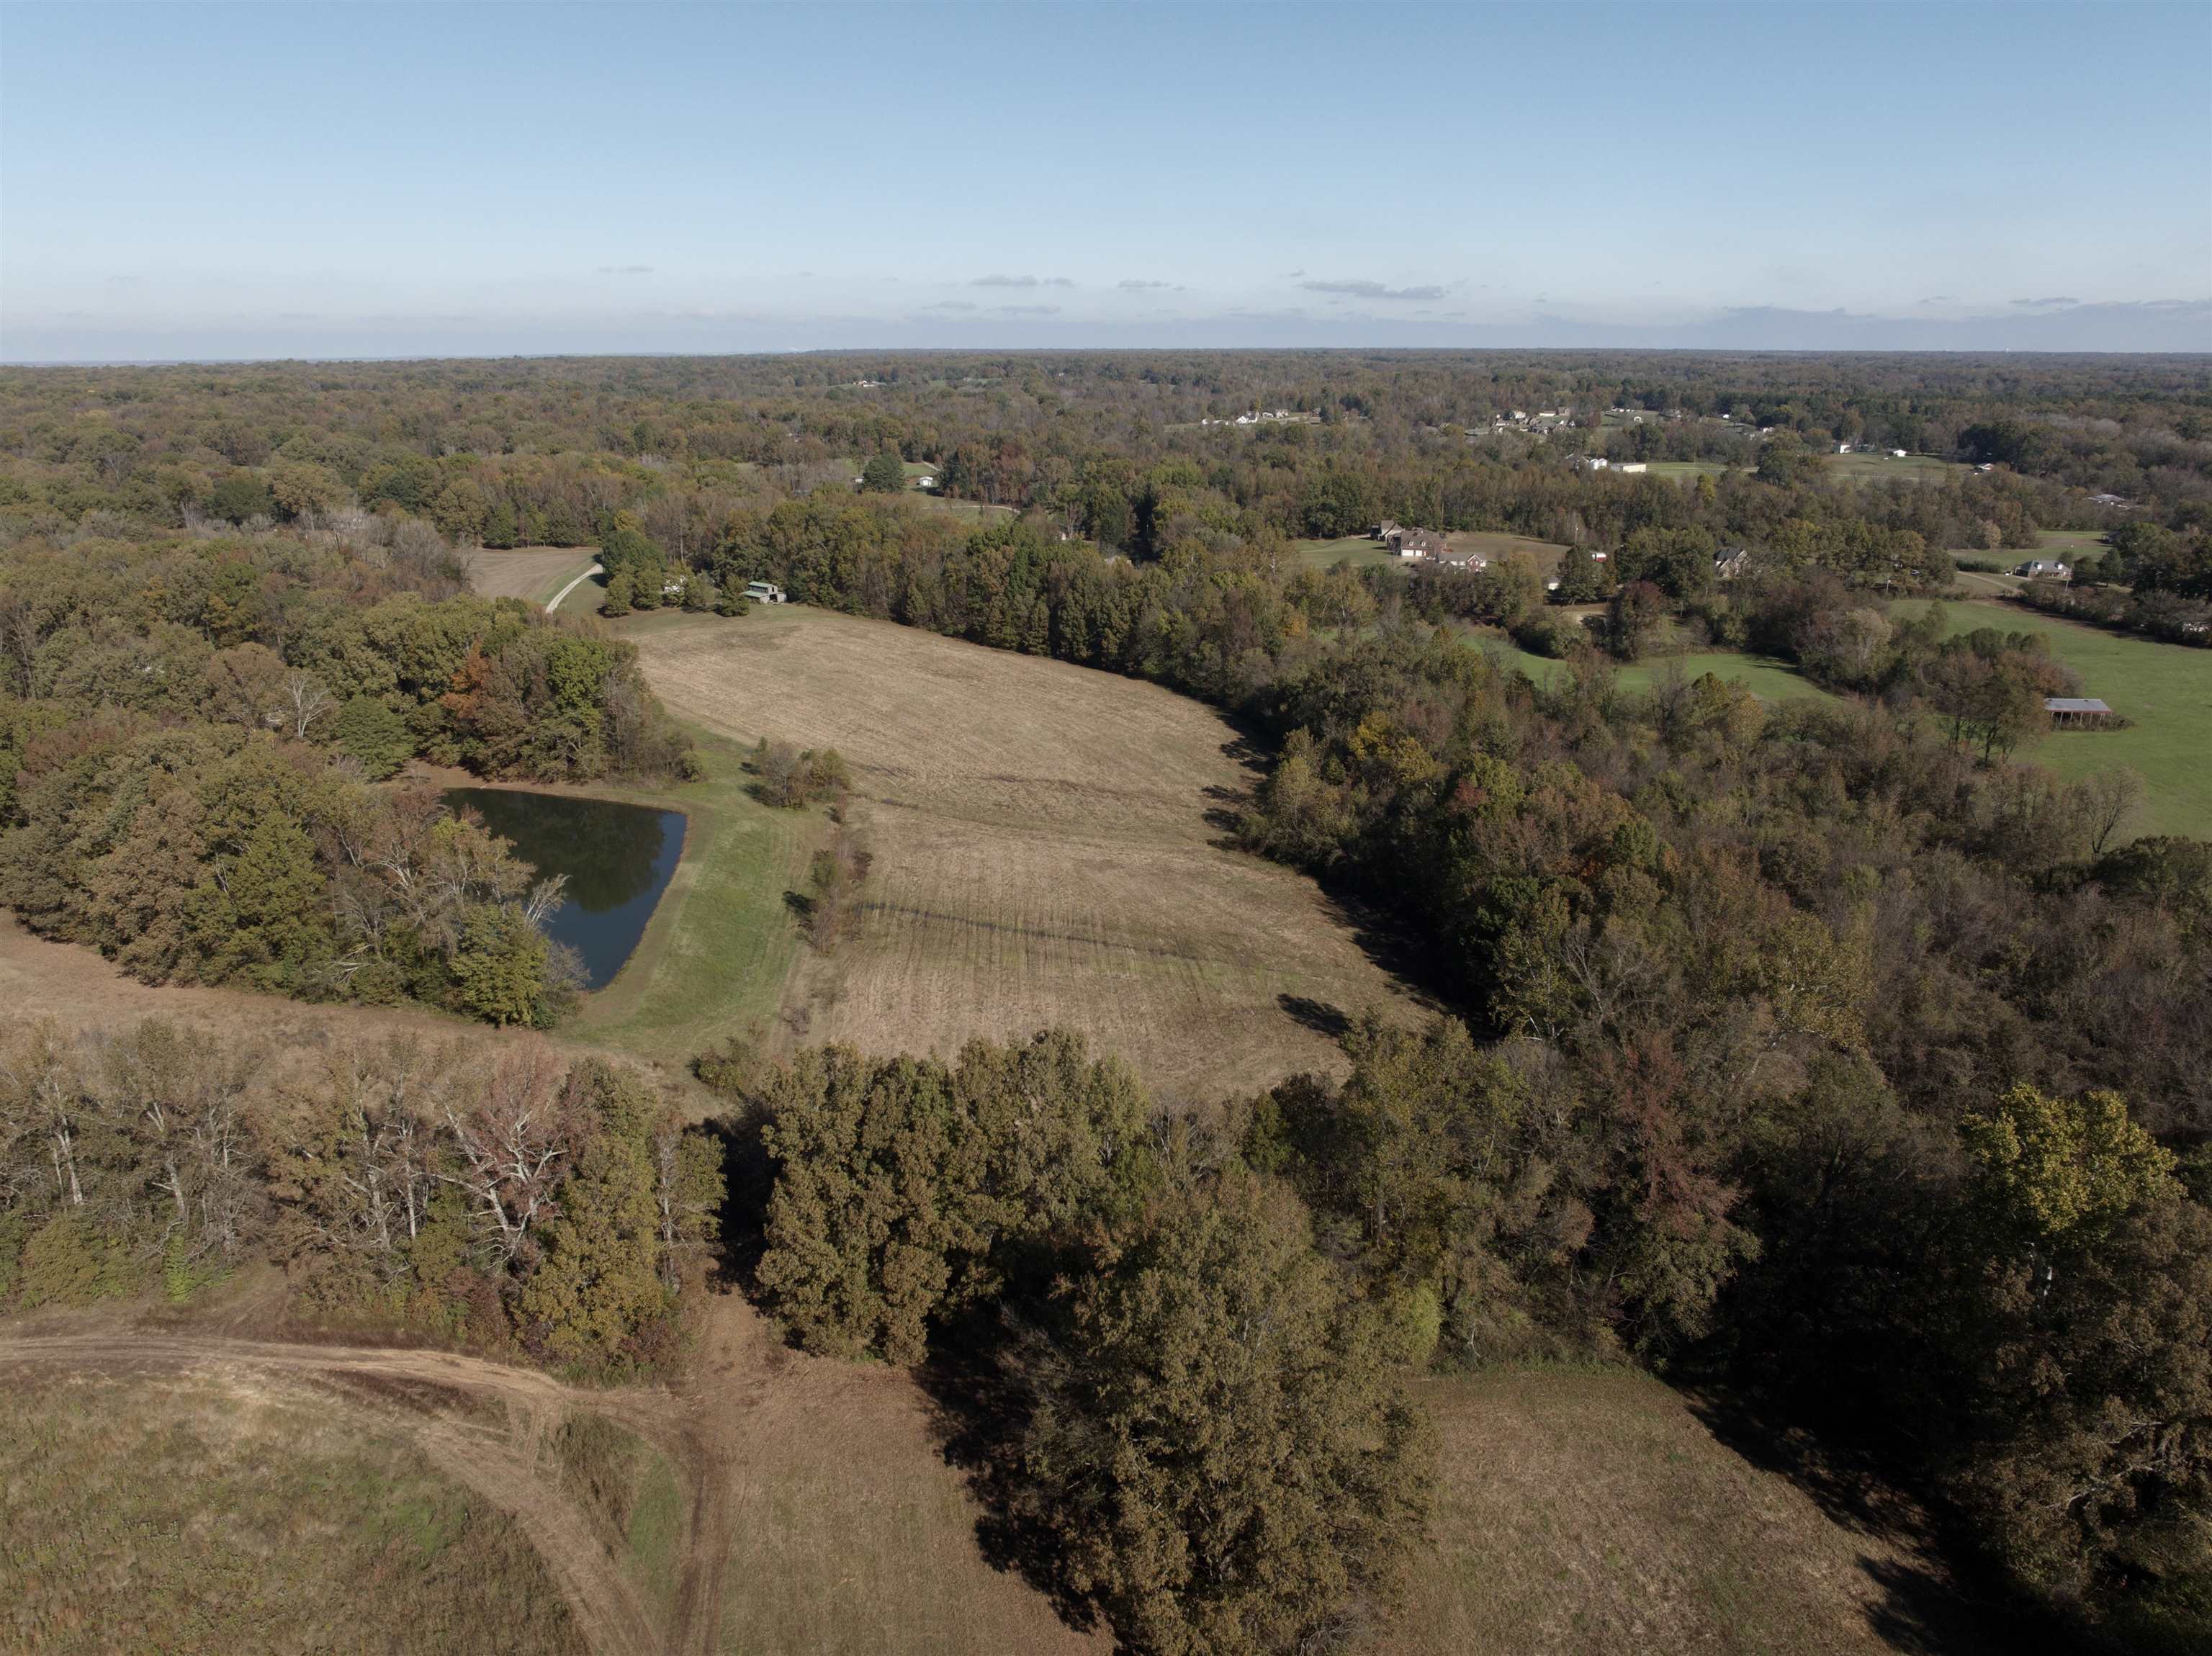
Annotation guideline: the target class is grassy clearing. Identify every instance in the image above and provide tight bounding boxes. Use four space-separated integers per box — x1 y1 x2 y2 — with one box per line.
1830 451 1970 485
571 734 818 1071
466 546 603 606
0 1370 584 1655
1293 531 1568 575
1639 459 1731 482
1462 628 1839 706
912 494 1017 526
622 605 1416 1102
1894 597 2212 839
1388 1367 1992 1656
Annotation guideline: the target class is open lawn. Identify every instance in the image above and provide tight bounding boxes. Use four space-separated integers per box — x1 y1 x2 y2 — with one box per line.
621 605 1419 1103
1294 531 1568 575
912 494 1018 526
1894 597 2212 839
1640 460 1732 482
1830 452 1970 485
1462 628 1840 706
467 546 603 606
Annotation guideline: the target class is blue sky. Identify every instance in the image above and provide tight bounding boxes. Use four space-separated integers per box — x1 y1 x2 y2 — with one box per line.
3 1 2207 359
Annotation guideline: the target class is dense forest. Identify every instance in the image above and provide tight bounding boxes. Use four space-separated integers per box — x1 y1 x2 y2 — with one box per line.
1 351 2208 1654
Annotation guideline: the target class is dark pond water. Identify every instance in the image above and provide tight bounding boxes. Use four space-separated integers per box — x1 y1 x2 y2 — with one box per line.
445 789 686 991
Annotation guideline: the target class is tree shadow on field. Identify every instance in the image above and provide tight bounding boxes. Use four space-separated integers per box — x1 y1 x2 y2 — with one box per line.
1278 994 1353 1040
913 1300 1103 1640
1683 1391 2073 1656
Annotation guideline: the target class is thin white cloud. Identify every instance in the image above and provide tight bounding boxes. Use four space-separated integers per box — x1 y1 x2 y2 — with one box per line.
2010 295 2081 308
970 274 1074 288
596 264 655 275
1300 279 1447 301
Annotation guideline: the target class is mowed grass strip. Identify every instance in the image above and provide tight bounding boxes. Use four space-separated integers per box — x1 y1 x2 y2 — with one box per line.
571 734 817 1070
1894 597 2212 839
621 606 1417 1102
1388 1367 1990 1656
0 1372 584 1656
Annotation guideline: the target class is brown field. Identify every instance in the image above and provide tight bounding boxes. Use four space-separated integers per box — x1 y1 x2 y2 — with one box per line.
622 605 1421 1103
1392 1369 2001 1656
467 546 602 605
0 1292 1102 1656
0 1299 1992 1656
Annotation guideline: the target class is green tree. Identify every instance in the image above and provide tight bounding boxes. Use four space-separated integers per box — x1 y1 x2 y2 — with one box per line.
519 1067 666 1362
333 696 415 779
859 453 907 494
1015 1169 1433 1656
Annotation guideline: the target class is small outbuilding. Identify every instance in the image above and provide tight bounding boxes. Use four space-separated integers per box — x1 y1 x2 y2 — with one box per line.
2045 697 2114 728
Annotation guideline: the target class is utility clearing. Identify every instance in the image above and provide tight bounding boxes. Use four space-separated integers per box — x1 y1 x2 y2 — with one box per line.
624 605 1419 1102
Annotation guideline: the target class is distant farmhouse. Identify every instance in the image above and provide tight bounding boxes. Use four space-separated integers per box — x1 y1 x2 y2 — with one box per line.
1714 548 1752 580
1377 524 1449 560
2017 559 2072 580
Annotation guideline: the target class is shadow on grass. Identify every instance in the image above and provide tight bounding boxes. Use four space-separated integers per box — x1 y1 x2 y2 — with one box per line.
1278 993 1353 1041
912 1301 1103 1640
1683 1392 2076 1656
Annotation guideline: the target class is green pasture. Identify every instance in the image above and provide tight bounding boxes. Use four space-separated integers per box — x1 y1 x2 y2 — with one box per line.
1830 451 1969 485
574 731 817 1068
1459 626 1838 705
1894 597 2212 840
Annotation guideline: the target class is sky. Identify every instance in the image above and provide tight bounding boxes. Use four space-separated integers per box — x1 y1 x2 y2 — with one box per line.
2 1 2208 361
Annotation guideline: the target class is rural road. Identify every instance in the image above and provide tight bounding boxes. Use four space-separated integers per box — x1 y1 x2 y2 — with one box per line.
547 561 606 612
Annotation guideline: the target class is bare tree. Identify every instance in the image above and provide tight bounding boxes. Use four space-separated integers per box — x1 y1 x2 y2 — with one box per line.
436 1045 577 1266
2077 766 2145 858
282 670 337 739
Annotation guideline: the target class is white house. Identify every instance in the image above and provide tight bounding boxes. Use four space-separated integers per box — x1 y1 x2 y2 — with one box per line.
2017 559 2072 580
1617 462 1647 474
1891 449 1907 459
915 474 935 489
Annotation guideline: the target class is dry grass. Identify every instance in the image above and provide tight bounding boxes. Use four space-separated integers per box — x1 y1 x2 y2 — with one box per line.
466 546 602 604
623 606 1420 1103
0 1299 2000 1656
1387 1368 1997 1656
0 1368 585 1655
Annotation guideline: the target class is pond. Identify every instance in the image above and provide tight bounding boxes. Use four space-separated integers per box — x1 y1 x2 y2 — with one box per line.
444 789 686 991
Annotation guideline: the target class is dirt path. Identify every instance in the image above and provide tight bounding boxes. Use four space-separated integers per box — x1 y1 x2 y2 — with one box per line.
0 1326 695 1656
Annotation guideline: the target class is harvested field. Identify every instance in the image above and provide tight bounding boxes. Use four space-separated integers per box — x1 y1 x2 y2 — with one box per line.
624 606 1420 1102
467 546 602 605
